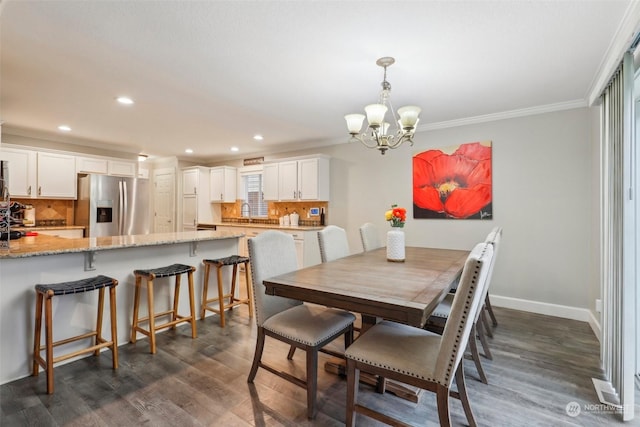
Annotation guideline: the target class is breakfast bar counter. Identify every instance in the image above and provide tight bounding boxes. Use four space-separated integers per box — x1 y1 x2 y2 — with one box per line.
0 230 244 384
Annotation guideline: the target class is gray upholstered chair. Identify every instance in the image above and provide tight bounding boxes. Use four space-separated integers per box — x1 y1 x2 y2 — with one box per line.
359 222 382 252
318 225 350 262
426 226 502 384
345 242 494 427
247 230 355 419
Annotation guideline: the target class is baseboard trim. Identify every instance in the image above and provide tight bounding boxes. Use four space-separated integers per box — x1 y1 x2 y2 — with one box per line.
491 295 601 340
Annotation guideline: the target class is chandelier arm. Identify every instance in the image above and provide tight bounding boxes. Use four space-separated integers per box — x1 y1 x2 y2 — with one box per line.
350 133 382 149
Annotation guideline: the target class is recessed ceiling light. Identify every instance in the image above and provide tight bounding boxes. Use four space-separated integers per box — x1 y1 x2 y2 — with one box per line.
116 96 134 105
230 146 239 152
58 125 71 131
185 148 193 154
137 154 148 162
253 134 264 141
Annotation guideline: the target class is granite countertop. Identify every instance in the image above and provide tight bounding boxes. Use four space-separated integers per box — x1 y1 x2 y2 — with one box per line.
208 222 325 231
0 230 244 259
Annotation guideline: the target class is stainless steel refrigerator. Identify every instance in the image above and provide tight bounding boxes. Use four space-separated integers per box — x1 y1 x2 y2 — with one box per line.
75 174 150 237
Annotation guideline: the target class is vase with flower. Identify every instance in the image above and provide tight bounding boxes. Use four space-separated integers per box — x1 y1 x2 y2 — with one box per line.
385 204 406 262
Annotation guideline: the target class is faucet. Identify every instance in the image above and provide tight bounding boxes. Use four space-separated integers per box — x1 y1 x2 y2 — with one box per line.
240 202 252 221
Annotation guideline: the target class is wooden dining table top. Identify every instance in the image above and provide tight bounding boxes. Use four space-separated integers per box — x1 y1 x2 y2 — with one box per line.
263 246 470 328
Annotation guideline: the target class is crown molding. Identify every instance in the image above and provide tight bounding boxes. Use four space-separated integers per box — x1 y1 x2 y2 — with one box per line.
419 99 587 132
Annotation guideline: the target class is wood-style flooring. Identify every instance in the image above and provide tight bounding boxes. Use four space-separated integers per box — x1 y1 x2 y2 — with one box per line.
1 305 638 426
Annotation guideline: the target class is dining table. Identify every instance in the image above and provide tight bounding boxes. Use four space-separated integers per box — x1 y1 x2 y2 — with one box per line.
262 245 470 402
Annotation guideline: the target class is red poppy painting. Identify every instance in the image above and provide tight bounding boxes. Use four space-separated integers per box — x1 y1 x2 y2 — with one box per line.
413 141 492 219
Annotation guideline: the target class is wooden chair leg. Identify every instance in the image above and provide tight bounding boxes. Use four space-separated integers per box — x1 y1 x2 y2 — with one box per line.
485 294 498 326
305 347 319 419
345 359 359 427
248 328 266 382
95 288 105 356
109 284 119 369
172 274 181 328
130 276 141 343
476 317 493 360
33 292 43 376
216 265 226 327
287 345 296 360
455 363 478 427
201 263 210 320
44 295 54 394
436 384 451 427
468 324 488 384
481 308 494 338
244 261 254 318
146 279 157 354
187 271 197 338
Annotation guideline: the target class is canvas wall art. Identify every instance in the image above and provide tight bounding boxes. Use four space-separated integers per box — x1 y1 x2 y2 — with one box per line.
413 141 492 219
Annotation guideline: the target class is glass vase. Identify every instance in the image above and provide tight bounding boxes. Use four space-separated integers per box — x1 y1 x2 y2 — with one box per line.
386 228 405 262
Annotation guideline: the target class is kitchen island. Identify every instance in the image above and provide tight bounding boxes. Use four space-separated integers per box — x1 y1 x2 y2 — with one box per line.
0 230 244 384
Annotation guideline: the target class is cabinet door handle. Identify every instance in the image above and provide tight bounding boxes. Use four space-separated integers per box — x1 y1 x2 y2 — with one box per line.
293 191 296 199
194 187 197 195
38 186 41 196
220 193 223 201
193 219 196 226
28 185 31 196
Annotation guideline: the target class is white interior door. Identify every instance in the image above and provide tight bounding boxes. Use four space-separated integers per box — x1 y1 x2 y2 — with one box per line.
153 168 175 233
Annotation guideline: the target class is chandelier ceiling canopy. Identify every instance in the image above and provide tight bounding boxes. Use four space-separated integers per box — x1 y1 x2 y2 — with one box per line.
345 57 421 155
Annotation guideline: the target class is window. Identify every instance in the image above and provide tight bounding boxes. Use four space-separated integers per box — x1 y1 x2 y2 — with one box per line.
242 173 268 217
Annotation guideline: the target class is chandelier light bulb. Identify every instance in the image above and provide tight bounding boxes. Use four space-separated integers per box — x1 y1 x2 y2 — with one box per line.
364 104 387 127
398 106 421 128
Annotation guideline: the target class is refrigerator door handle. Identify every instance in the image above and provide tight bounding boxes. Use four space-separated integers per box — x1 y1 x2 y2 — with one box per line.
118 180 123 235
122 180 128 234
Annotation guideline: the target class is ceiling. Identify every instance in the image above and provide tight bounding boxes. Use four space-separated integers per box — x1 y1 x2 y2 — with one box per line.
0 1 636 163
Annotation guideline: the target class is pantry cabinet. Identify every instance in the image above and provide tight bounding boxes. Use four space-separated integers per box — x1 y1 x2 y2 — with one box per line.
181 167 213 231
210 166 236 202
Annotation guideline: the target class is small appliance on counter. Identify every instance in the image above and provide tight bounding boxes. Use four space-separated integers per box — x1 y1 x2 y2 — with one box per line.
289 212 299 226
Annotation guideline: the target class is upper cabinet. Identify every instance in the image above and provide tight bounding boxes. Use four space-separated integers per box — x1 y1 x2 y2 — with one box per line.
210 166 236 203
277 157 329 201
36 152 77 198
262 163 279 201
0 147 37 198
0 147 76 199
77 157 136 177
107 160 136 177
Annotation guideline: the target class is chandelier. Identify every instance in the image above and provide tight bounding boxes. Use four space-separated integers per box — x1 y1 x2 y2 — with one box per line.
344 57 421 155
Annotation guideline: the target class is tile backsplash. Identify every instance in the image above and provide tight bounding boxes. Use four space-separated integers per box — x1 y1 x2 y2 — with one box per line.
222 201 328 223
13 199 75 226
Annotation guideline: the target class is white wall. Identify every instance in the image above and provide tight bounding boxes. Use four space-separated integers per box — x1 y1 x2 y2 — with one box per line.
258 107 595 315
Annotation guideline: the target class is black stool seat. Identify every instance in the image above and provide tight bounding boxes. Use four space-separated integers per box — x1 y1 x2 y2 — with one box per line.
35 275 116 296
134 263 195 278
203 255 250 266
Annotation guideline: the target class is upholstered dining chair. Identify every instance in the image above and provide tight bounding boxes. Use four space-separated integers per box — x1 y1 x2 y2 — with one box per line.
359 222 382 252
344 242 494 427
247 230 355 419
318 225 350 263
425 227 502 384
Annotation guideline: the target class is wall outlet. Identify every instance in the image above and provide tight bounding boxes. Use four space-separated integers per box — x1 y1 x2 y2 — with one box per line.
595 299 602 313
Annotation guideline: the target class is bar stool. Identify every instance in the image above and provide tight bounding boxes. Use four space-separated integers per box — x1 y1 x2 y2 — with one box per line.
33 275 118 394
201 255 253 327
130 263 197 354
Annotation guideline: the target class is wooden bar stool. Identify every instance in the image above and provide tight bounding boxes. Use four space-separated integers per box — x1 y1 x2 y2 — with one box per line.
130 263 197 354
201 255 253 327
33 275 118 394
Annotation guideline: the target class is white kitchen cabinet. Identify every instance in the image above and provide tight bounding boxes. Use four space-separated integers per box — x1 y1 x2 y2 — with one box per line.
0 147 37 198
76 157 108 174
36 152 77 199
108 160 136 177
262 163 279 201
180 167 213 231
277 157 329 201
210 166 236 203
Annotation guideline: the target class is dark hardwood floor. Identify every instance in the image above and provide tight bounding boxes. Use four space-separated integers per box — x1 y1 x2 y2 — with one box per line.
1 305 638 426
